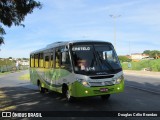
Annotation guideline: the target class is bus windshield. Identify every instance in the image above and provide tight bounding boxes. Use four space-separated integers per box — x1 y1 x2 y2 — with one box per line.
71 43 122 75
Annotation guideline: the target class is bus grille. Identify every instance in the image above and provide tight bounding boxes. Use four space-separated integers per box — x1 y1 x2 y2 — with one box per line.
90 75 114 79
89 81 114 87
89 82 102 86
104 81 114 85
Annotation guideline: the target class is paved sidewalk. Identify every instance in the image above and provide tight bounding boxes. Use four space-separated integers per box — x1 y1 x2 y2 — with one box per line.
123 70 160 78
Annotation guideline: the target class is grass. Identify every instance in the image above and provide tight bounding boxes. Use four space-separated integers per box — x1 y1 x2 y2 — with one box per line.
19 73 30 80
121 59 160 72
0 71 11 76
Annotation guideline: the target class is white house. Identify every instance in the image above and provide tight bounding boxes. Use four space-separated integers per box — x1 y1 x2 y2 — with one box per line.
131 53 149 60
20 60 29 66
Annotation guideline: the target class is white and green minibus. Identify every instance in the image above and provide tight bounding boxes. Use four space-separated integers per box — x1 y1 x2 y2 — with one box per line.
30 40 124 101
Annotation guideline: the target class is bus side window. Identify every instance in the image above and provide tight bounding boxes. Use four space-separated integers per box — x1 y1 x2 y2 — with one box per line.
55 49 60 68
50 53 54 68
61 49 72 72
35 54 39 67
44 56 49 68
30 55 34 67
39 53 44 68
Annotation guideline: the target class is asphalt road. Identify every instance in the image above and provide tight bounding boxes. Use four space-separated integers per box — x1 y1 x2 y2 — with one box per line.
125 74 160 94
0 70 160 120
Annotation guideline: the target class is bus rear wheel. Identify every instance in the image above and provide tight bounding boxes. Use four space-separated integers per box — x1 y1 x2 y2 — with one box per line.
38 81 45 93
101 94 110 101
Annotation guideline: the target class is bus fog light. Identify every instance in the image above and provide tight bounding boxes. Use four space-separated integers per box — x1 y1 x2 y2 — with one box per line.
117 87 120 90
85 90 88 94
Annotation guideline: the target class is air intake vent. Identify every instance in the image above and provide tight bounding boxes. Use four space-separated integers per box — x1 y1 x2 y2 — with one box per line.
89 81 115 87
90 75 114 79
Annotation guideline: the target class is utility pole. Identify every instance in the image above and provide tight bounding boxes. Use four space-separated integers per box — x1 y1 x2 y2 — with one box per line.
129 39 131 56
109 15 121 50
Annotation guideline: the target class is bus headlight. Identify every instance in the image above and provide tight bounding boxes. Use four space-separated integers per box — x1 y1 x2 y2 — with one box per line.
115 75 124 84
77 78 90 87
82 81 88 86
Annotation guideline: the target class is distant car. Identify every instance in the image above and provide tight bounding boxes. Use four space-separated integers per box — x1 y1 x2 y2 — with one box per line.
142 57 154 60
143 68 152 71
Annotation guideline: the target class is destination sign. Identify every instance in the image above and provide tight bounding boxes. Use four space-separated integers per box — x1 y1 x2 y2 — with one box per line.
72 47 90 51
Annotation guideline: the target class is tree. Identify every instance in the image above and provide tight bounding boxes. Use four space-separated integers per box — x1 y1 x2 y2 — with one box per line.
0 0 42 45
143 50 160 59
118 56 131 62
22 58 29 60
143 50 150 55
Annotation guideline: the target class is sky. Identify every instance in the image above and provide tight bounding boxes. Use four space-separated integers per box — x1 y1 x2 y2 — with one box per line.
0 0 160 58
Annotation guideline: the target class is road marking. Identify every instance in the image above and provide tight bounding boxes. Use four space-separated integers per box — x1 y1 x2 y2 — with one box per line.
126 85 160 95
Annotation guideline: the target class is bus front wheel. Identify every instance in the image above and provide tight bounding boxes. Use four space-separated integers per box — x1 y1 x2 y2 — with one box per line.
62 85 74 102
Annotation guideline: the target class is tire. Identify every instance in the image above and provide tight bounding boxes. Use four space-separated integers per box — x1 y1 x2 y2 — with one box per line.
62 86 74 102
66 90 70 100
38 81 45 93
101 94 110 101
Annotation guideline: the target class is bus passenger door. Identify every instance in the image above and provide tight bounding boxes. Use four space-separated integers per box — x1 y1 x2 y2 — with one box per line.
54 48 61 91
44 53 50 85
56 46 73 92
49 51 56 89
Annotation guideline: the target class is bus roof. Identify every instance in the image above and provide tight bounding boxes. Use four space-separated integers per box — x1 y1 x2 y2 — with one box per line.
30 40 112 54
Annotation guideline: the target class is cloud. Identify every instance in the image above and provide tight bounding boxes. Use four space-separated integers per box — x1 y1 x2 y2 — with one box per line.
1 0 160 58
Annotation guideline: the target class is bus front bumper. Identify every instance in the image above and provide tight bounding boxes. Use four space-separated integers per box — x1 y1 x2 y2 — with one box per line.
71 80 124 97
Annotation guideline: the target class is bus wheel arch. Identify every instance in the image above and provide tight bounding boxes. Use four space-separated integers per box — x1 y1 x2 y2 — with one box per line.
62 83 74 102
37 80 45 93
62 83 68 96
37 80 40 86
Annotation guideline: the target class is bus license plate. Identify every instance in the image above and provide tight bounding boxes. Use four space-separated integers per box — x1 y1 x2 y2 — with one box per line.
100 88 108 92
